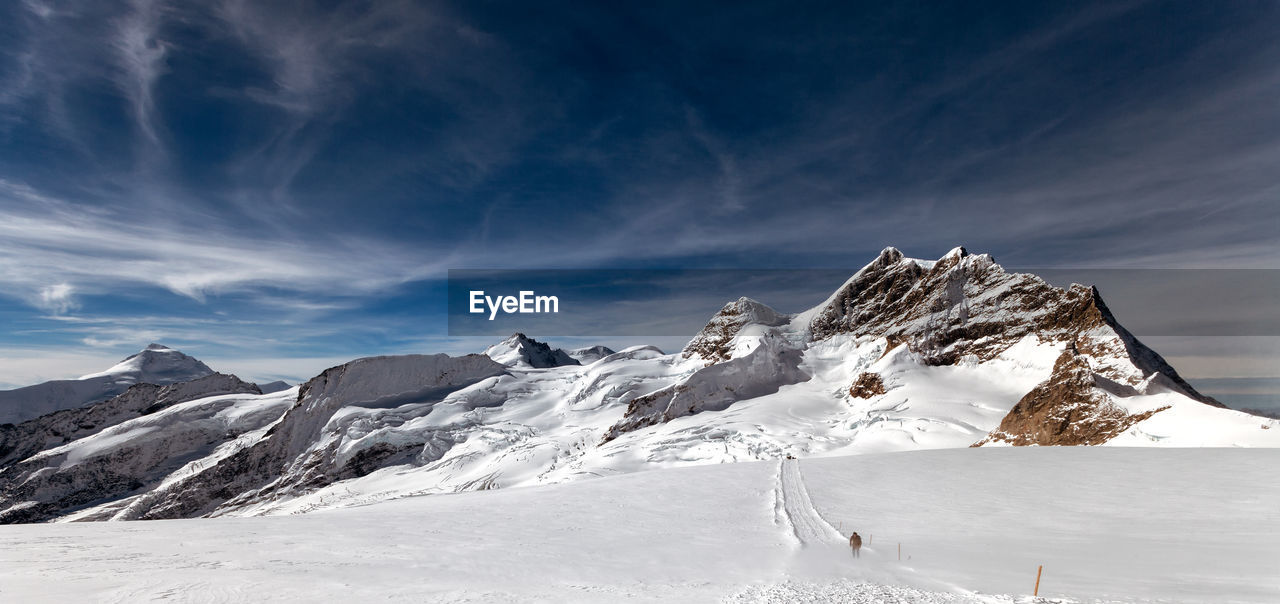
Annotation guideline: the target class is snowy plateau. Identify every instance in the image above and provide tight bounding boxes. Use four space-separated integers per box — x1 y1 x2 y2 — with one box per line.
1 247 1277 603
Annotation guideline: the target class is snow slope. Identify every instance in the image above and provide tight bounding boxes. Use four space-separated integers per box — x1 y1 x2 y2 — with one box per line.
0 344 214 424
0 373 261 469
0 385 294 523
0 447 1274 603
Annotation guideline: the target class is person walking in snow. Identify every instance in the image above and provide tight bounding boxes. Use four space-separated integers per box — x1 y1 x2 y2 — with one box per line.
849 532 863 558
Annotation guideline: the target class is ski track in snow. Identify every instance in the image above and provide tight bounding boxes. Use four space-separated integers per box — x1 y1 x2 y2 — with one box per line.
724 579 1064 604
777 459 842 547
750 459 1055 604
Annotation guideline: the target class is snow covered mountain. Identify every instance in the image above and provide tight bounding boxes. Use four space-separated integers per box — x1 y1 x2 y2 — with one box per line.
483 333 580 368
613 246 1231 447
0 344 215 424
0 374 271 523
115 354 507 520
0 248 1276 523
567 345 616 364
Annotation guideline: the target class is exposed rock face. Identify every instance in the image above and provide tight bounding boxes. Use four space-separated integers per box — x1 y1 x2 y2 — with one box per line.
123 354 505 520
974 346 1170 447
485 334 579 368
0 374 264 524
0 374 261 469
605 332 805 442
255 380 293 394
682 297 789 365
807 247 1217 404
849 372 886 399
810 247 1087 362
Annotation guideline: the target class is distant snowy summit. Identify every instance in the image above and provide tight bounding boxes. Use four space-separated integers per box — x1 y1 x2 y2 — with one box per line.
566 345 617 365
1 248 1277 523
0 343 216 424
77 343 215 384
482 333 620 368
484 333 580 368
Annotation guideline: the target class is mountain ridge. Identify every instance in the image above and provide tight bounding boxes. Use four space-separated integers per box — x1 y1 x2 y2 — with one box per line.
0 247 1274 523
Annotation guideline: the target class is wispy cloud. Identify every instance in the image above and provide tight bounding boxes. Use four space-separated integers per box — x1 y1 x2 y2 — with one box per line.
0 1 1276 388
215 0 434 114
0 178 449 306
112 0 168 153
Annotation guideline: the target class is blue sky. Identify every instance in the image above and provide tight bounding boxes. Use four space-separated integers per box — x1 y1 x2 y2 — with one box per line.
0 1 1277 390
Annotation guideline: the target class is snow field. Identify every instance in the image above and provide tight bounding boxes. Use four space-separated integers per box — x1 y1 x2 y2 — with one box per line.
2 447 1274 603
802 447 1280 603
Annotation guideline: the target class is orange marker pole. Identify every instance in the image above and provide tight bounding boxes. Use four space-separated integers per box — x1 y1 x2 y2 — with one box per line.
898 543 901 561
1034 565 1043 596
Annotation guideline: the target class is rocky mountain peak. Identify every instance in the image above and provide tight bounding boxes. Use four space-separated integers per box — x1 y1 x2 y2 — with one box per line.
809 252 1103 355
682 297 789 364
805 249 1218 404
484 333 579 368
630 247 1222 445
873 246 905 266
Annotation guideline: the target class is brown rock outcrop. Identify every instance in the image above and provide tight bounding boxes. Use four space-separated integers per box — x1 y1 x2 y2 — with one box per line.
973 345 1170 446
849 372 886 398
